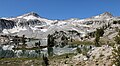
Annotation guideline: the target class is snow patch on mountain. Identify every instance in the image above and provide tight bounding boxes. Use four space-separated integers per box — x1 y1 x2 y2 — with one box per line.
1 12 120 39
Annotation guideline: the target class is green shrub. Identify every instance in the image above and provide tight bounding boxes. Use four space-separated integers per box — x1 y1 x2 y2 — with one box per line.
113 21 118 24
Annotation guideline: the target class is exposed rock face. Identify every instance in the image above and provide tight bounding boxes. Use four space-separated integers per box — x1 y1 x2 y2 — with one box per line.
17 19 46 27
0 19 15 32
19 12 40 18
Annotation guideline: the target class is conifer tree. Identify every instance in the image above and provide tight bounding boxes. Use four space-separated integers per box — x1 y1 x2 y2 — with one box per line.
42 55 49 66
112 29 120 66
114 30 120 44
112 46 120 66
94 28 104 47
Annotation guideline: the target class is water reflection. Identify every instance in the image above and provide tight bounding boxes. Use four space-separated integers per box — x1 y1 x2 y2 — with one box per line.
47 47 53 56
0 39 94 58
0 47 15 58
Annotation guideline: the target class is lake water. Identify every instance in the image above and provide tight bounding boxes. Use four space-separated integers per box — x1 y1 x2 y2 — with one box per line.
0 39 94 58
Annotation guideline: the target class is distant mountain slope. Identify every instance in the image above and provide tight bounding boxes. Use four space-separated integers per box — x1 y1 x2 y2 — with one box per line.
0 12 120 39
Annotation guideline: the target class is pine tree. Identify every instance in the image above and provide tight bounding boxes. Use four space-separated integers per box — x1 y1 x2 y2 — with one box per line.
112 29 120 66
47 34 55 47
112 46 120 66
94 28 104 47
76 47 82 53
47 47 53 56
114 30 120 44
42 55 49 66
113 21 118 24
94 34 100 47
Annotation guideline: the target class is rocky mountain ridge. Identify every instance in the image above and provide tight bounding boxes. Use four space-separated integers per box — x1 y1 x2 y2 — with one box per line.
0 12 120 39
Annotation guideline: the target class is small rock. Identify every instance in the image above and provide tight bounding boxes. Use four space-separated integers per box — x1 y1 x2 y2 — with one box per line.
83 57 88 61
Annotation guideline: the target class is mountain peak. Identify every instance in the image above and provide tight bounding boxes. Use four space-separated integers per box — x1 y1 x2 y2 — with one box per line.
92 12 113 19
22 12 40 17
100 12 113 17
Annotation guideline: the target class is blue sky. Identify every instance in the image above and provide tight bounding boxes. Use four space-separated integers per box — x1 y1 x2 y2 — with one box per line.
0 0 120 19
